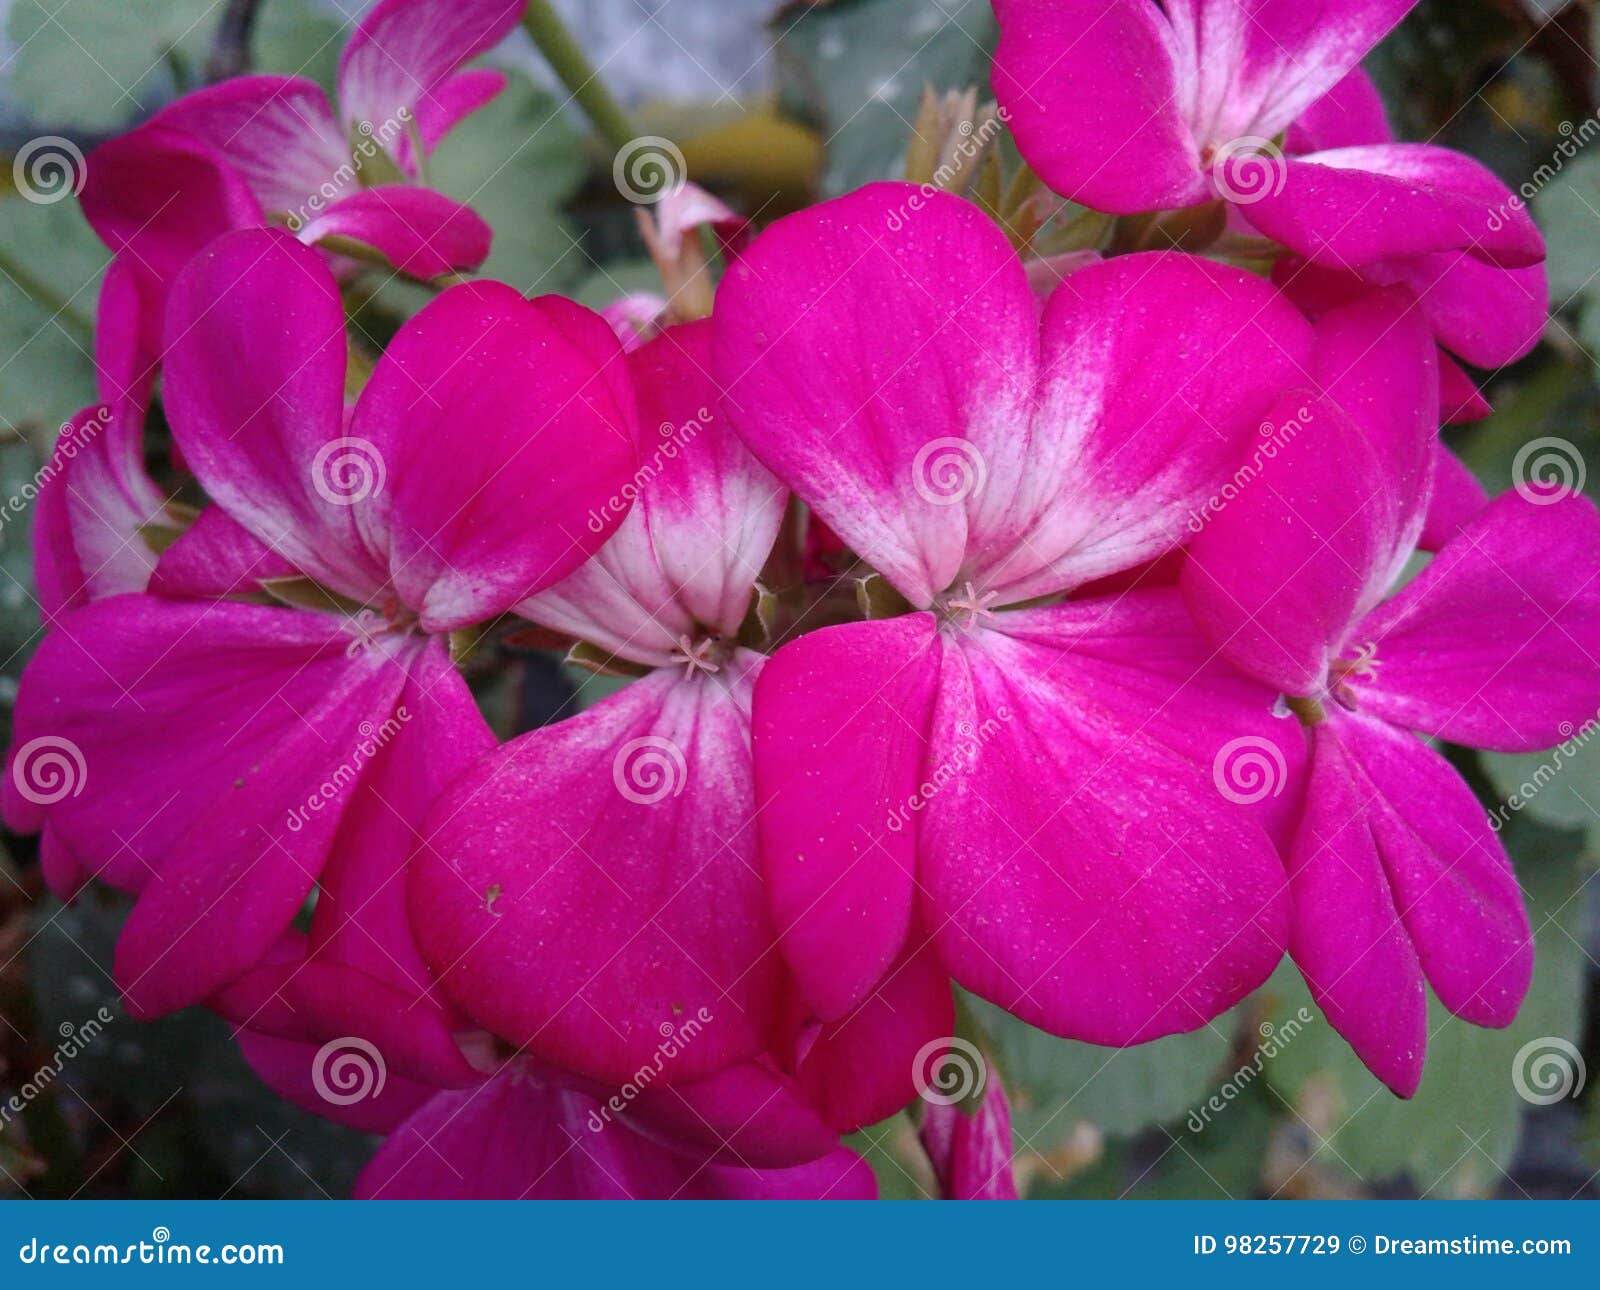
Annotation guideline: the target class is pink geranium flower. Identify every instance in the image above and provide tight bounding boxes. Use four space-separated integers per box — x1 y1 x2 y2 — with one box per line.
991 1 1546 370
78 0 524 356
1181 294 1600 1095
919 1058 1019 1200
5 228 637 1019
710 182 1315 1046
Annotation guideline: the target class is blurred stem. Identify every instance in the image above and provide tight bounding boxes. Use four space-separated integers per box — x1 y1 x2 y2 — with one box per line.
203 0 262 84
0 247 93 345
521 0 639 155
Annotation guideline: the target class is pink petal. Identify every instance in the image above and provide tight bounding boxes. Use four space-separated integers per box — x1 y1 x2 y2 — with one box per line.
149 75 346 218
1292 712 1533 1094
297 185 492 279
752 615 943 1019
1288 718 1428 1097
788 941 954 1134
148 506 300 600
1377 253 1548 369
349 282 639 630
406 67 507 163
992 0 1206 214
713 183 1038 608
1286 68 1393 153
411 658 780 1086
919 1060 1019 1199
80 123 262 286
95 257 160 413
238 1030 436 1135
923 598 1292 1044
1353 492 1600 751
1419 443 1487 551
162 229 387 601
520 321 783 665
1440 354 1492 424
974 251 1315 602
1241 145 1546 271
1165 0 1414 147
338 0 525 149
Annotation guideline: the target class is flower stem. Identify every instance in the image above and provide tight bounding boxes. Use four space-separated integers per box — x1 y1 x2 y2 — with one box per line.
521 0 639 155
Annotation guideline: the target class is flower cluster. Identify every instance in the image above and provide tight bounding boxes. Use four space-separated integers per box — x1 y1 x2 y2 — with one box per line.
9 0 1600 1200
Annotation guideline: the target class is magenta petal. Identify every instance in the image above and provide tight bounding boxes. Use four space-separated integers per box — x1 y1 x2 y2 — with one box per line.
298 185 492 278
238 1030 436 1135
790 941 955 1134
752 615 942 1019
919 1060 1019 1200
407 68 507 162
924 601 1291 1044
1382 253 1548 369
1243 145 1546 271
338 0 525 144
162 229 387 600
1419 443 1487 551
625 1060 841 1169
412 659 780 1086
1354 492 1600 751
980 251 1315 601
149 75 346 217
992 0 1205 214
1439 354 1492 424
714 183 1038 607
1286 69 1393 153
149 505 299 600
1289 719 1429 1097
95 257 160 413
349 283 639 630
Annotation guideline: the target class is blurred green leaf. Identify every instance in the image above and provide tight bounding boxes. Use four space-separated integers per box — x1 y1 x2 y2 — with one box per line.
772 0 998 195
1534 147 1600 309
1483 732 1600 844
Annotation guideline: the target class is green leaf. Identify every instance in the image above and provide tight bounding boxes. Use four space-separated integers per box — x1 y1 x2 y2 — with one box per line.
1533 147 1600 309
968 993 1236 1144
1482 726 1600 843
1260 821 1589 1197
772 0 998 195
0 197 104 441
425 71 586 293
